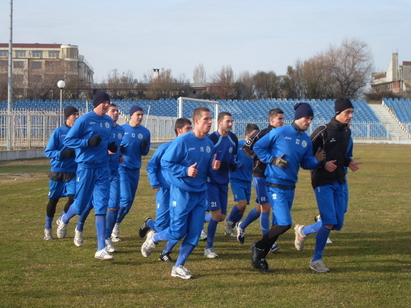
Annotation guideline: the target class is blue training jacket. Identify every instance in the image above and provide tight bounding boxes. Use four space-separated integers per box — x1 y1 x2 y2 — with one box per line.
45 125 77 173
254 124 319 186
230 139 253 182
120 123 151 169
161 131 215 192
147 141 172 189
108 124 124 176
64 111 113 167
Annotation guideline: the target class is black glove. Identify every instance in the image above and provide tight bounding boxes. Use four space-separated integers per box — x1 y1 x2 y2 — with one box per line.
120 145 126 154
60 148 75 158
271 154 288 169
229 163 237 172
88 135 102 147
108 141 118 153
140 140 148 151
219 161 229 171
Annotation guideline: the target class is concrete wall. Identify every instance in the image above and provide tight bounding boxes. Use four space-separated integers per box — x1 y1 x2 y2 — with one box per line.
0 149 46 161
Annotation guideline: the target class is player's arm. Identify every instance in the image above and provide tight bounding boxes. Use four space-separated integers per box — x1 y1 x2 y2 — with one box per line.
242 129 261 159
253 131 275 164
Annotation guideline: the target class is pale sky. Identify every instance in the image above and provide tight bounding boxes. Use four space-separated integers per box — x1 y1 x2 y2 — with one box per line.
1 0 410 83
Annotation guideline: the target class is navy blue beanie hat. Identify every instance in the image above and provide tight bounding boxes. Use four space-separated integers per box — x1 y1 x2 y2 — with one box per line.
294 102 314 120
334 98 353 115
92 89 110 107
129 105 143 117
64 106 79 119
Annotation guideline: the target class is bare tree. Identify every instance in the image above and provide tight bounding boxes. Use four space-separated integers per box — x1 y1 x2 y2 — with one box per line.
235 71 254 99
145 68 178 99
208 66 236 99
289 38 374 99
325 38 374 98
193 64 207 83
253 71 280 99
104 69 136 100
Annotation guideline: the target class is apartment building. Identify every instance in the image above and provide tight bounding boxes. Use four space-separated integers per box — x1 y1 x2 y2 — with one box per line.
0 43 94 88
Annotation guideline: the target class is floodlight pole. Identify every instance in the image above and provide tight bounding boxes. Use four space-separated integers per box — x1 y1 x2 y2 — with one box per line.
7 0 13 150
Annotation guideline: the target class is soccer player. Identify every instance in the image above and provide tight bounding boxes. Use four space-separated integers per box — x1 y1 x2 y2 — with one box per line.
140 107 220 279
111 105 151 242
293 98 361 273
140 117 192 262
250 103 325 273
224 123 259 239
204 112 238 258
73 103 124 253
43 106 79 240
237 108 284 252
56 89 117 260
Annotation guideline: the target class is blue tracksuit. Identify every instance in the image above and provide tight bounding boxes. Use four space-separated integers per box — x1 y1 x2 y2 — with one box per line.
230 139 253 203
254 124 319 225
45 125 77 174
45 125 77 199
206 131 238 214
160 131 215 245
118 123 151 214
147 141 172 231
64 111 113 215
108 124 124 209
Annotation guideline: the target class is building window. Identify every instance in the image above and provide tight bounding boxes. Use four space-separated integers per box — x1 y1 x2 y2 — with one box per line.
15 50 26 57
32 75 43 83
13 61 24 69
0 61 7 68
48 51 59 58
0 50 8 57
14 75 24 83
32 50 43 58
45 61 62 71
31 61 42 69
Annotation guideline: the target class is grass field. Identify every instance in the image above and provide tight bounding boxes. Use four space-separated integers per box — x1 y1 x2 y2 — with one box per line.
1 144 411 308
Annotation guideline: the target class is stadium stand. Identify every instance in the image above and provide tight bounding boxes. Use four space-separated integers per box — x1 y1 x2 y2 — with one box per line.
1 98 402 138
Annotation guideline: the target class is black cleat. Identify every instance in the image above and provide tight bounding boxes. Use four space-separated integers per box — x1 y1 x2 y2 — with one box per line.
159 252 175 263
139 217 152 238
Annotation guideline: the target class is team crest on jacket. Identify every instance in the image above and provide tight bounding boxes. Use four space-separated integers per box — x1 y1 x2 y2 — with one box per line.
118 133 123 139
138 133 143 139
206 146 211 153
302 140 307 147
229 147 233 153
105 122 110 129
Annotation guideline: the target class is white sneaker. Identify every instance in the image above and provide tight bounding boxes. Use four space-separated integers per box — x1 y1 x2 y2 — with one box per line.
105 237 116 253
326 238 333 244
111 223 121 242
74 229 84 247
294 224 306 251
171 265 192 279
309 259 330 272
199 230 207 241
94 248 114 261
141 230 157 257
204 247 219 258
44 228 53 240
236 222 246 244
56 215 67 239
224 219 236 237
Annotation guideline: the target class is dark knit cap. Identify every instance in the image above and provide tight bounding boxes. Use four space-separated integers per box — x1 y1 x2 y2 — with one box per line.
64 106 79 119
334 98 354 115
92 89 110 107
294 103 314 120
129 105 143 117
